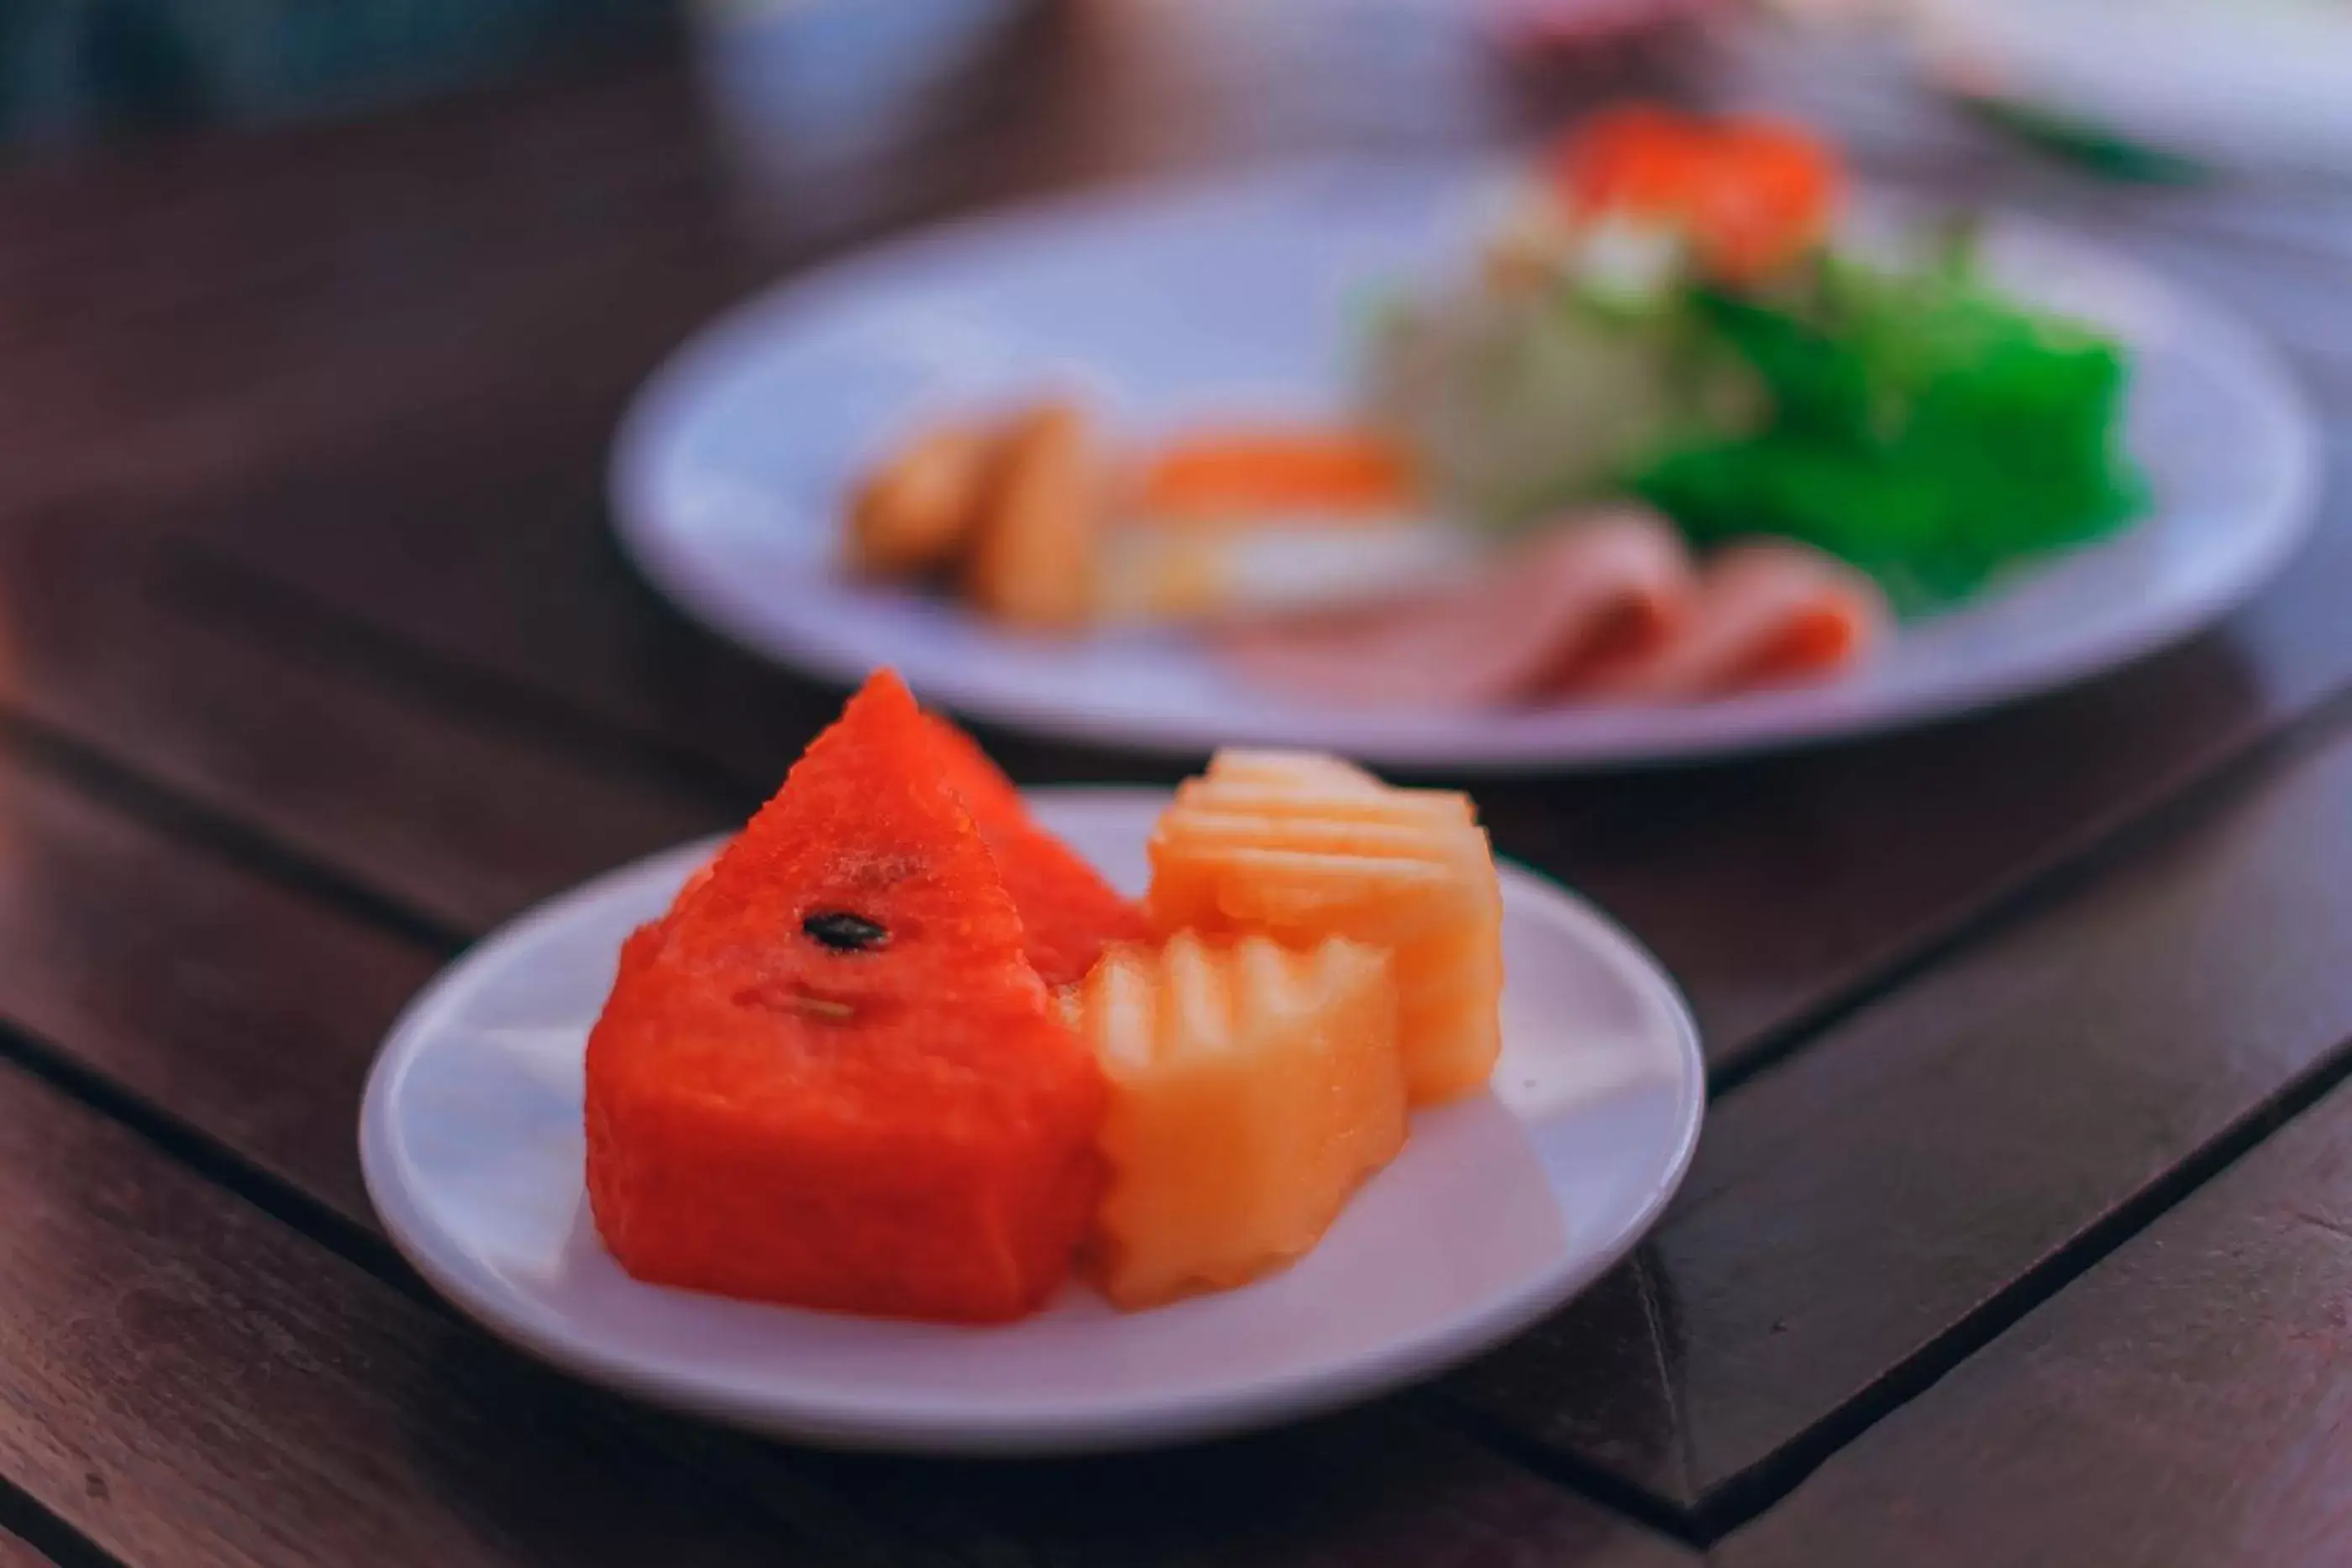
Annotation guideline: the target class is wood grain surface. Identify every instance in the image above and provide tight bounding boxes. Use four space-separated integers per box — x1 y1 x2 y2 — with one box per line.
115 123 2352 1072
1719 1073 2352 1568
0 516 727 936
0 716 1683 1568
0 743 438 1223
1458 707 2352 1515
0 20 2340 1566
0 1057 921 1568
874 1408 1703 1568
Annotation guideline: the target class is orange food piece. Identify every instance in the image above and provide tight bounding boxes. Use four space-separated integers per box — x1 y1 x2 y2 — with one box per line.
921 709 1151 987
1554 103 1714 222
1147 751 1504 1104
585 670 1106 1323
1071 931 1404 1308
1551 104 1841 283
1688 119 1843 284
1135 427 1417 523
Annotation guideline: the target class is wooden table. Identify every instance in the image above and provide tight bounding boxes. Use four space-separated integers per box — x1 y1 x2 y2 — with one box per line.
1 12 2349 1564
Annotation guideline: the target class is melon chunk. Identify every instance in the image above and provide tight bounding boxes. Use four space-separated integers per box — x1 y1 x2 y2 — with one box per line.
585 670 1105 1324
1072 931 1404 1308
654 705 1148 989
1147 748 1504 1104
921 709 1151 986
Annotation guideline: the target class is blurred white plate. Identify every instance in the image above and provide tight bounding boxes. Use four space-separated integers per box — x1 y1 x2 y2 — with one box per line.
1910 0 2352 176
611 161 2319 768
360 789 1704 1454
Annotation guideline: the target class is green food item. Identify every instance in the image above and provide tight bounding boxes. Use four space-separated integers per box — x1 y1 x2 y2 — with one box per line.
1364 275 1757 533
1966 98 2212 187
1631 243 2148 611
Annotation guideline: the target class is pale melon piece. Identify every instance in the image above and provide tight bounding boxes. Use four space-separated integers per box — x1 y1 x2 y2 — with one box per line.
1147 748 1504 1104
1074 931 1404 1309
1205 749 1381 794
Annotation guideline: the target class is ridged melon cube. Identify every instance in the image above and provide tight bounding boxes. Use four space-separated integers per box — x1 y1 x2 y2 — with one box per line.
1147 749 1504 1104
1072 931 1404 1308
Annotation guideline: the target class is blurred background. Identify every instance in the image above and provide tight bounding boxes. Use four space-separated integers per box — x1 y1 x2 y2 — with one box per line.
6 0 2348 188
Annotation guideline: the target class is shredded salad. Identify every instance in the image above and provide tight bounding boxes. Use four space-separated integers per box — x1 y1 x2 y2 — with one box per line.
1368 103 2146 613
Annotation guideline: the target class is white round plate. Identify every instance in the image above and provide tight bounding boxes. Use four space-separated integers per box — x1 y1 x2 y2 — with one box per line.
360 789 1704 1455
612 162 2320 769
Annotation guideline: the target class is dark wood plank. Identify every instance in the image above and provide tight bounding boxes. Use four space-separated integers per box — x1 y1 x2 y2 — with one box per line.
0 742 441 1224
0 1523 50 1568
1455 703 2352 1513
0 1055 903 1568
90 56 2349 1071
160 422 849 799
0 45 1520 795
5 48 2343 1079
0 709 1688 1566
1528 427 2352 1061
0 65 748 524
0 514 728 936
176 386 2352 1073
3 41 2347 1554
890 1407 1702 1568
1719 1072 2352 1568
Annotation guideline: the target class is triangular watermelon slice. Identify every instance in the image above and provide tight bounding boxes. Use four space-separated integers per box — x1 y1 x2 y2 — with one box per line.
921 711 1151 987
585 671 1106 1322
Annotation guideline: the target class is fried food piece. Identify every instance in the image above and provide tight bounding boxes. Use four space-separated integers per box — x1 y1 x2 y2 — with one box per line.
848 422 994 577
964 400 1103 632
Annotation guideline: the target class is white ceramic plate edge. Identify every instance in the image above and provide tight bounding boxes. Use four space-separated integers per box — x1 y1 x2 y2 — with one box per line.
359 789 1705 1454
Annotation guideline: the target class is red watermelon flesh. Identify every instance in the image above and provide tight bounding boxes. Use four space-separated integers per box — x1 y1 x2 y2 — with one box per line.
585 670 1107 1323
922 711 1151 987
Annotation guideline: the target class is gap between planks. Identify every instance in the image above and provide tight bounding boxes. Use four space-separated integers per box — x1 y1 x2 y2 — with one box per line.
0 1471 117 1568
1711 664 2352 1095
160 539 772 809
0 707 470 957
13 557 2352 1546
155 528 2352 1104
1687 1012 2352 1540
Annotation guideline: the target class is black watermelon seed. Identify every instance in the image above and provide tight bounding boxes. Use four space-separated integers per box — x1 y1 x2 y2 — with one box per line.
802 910 888 952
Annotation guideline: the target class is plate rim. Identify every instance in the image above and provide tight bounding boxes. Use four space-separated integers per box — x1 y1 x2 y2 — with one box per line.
358 785 1706 1455
607 158 2323 771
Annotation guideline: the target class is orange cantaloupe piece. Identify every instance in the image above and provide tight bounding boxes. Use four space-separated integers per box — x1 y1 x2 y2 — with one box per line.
1070 931 1404 1308
585 670 1107 1324
1147 749 1504 1104
921 710 1151 987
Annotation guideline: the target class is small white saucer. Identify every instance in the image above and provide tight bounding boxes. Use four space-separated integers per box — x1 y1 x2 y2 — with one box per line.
360 789 1703 1455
